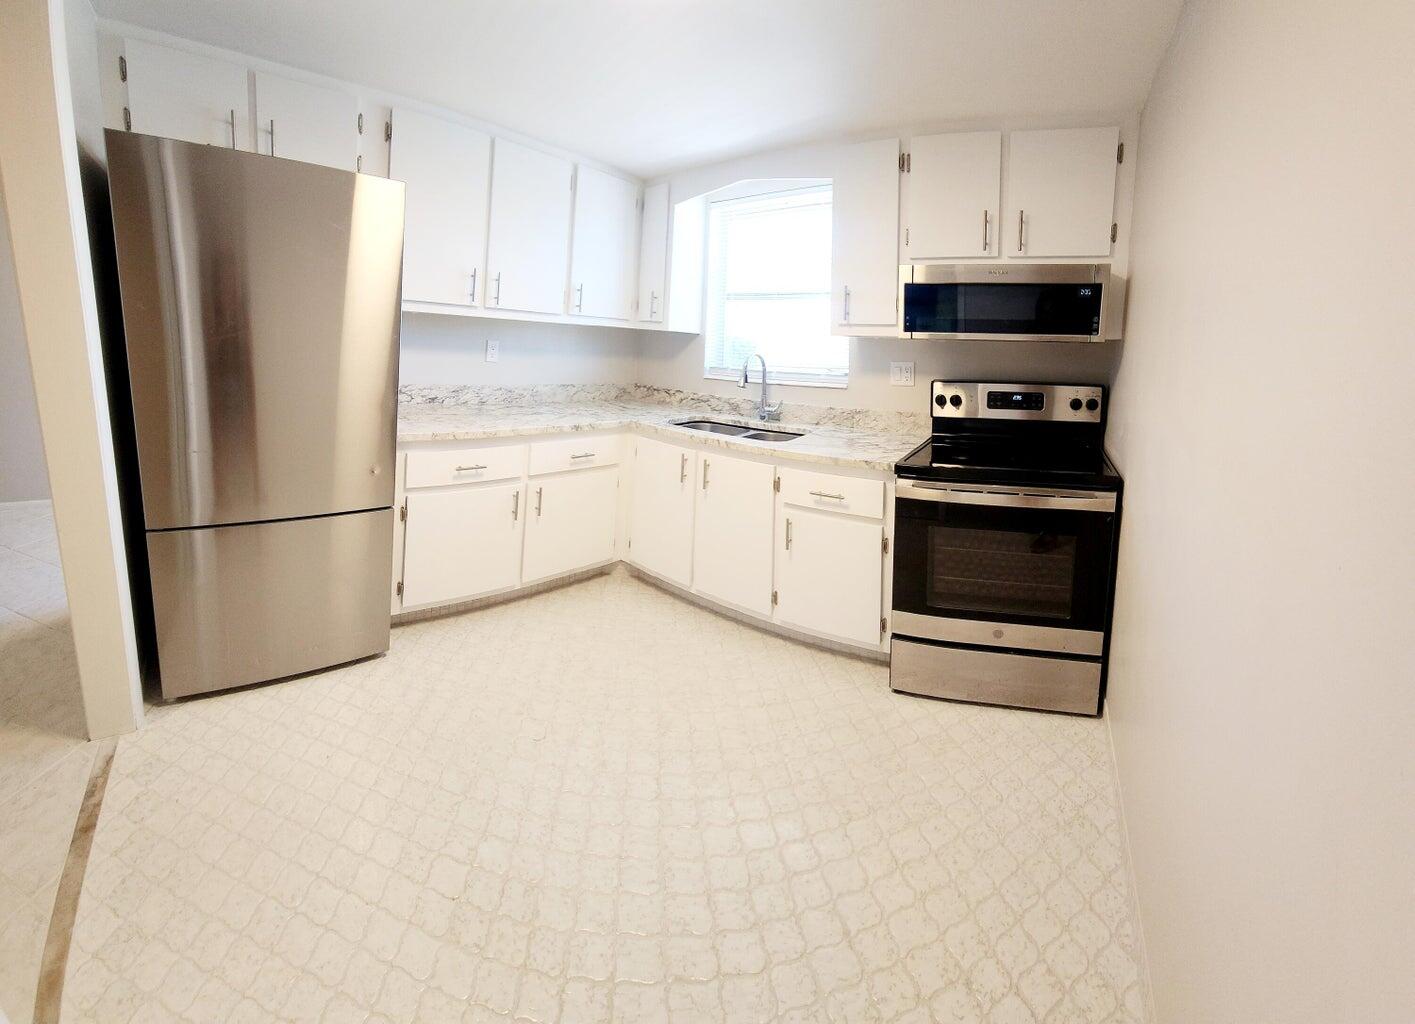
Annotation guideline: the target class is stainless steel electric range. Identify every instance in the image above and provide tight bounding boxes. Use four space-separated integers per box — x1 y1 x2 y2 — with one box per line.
890 381 1123 715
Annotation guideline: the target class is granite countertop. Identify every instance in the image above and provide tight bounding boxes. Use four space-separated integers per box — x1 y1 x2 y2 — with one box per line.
396 394 924 473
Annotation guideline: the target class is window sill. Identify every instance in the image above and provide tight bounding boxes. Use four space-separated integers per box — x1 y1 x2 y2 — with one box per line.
705 370 847 390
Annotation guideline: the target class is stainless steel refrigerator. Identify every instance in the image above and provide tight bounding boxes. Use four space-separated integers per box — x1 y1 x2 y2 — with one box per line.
105 130 405 699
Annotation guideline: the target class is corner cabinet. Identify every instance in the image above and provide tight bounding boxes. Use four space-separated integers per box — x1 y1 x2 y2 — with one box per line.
389 108 492 308
485 139 575 315
831 137 901 331
637 183 670 324
523 467 619 584
569 166 639 320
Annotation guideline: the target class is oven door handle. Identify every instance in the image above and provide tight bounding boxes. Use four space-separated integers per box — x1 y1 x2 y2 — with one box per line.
895 480 1116 513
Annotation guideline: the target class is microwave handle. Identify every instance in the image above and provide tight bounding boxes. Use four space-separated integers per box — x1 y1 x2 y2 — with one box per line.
896 480 1116 513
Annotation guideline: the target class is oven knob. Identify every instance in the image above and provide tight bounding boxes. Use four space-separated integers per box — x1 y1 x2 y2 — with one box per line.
949 394 963 408
1086 398 1100 411
1069 398 1083 411
934 394 947 408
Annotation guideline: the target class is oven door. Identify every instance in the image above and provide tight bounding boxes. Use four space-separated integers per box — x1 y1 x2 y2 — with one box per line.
892 481 1117 654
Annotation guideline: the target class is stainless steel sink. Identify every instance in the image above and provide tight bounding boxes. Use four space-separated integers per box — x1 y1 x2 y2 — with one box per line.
675 419 803 443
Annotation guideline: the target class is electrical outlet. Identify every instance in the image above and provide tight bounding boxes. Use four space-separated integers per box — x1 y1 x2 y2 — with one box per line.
890 361 915 386
485 338 499 362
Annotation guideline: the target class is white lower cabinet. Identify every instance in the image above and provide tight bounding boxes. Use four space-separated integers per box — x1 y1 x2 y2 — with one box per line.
775 505 884 646
691 452 775 617
627 437 695 587
401 482 524 607
523 467 619 583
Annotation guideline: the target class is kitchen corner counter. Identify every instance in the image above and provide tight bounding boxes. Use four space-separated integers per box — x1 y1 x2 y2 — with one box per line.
396 400 921 473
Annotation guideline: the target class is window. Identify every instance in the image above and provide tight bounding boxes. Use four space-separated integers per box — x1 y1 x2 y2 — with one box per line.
703 184 847 387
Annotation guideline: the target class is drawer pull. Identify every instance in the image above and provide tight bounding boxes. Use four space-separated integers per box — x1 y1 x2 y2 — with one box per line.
512 490 519 521
785 517 792 550
454 464 488 472
809 490 845 501
570 452 597 460
679 452 688 483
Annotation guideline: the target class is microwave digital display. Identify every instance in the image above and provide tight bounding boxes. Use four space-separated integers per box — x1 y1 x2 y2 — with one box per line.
903 281 1104 338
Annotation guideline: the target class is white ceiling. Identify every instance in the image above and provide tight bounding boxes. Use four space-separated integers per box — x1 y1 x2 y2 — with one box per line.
93 0 1184 179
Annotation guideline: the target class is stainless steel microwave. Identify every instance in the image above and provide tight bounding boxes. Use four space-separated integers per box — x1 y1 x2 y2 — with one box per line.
898 263 1110 342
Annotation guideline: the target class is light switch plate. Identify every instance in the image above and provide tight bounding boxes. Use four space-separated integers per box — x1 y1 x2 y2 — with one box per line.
485 339 499 362
890 361 915 386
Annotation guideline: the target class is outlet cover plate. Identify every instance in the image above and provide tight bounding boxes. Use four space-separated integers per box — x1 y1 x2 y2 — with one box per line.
485 338 499 362
890 361 915 386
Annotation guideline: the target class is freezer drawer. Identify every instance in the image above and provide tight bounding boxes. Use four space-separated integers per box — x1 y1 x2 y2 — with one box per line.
106 131 404 529
890 635 1101 715
147 508 393 699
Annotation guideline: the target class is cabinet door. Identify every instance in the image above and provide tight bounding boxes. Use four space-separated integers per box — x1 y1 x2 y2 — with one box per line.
123 38 251 150
389 108 492 307
401 482 524 607
523 468 618 583
637 182 669 323
776 506 884 647
692 453 774 616
1006 127 1120 257
252 71 359 171
905 131 1000 259
831 137 901 327
627 437 695 587
486 139 574 315
570 166 638 320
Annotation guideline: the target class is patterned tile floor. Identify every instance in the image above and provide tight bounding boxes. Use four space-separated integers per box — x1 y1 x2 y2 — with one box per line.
59 565 1148 1023
0 500 93 1024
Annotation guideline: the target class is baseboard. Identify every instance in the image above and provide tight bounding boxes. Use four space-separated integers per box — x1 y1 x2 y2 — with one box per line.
1104 699 1159 1023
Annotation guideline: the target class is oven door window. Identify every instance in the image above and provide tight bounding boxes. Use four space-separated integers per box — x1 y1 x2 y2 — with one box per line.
894 496 1114 631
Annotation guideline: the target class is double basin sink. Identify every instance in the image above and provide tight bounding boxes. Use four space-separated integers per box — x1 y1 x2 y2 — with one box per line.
675 419 803 443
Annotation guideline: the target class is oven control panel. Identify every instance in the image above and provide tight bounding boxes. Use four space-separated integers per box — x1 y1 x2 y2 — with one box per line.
932 381 1104 423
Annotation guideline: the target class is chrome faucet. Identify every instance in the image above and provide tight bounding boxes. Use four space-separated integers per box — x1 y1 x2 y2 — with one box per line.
738 354 783 422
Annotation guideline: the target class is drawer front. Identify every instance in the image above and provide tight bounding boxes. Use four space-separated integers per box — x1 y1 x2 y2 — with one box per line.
405 443 527 488
778 466 885 518
529 434 622 476
890 637 1101 715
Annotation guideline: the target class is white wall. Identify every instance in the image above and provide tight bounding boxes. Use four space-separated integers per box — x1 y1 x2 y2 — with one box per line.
0 198 51 501
399 315 639 388
1105 1 1415 1021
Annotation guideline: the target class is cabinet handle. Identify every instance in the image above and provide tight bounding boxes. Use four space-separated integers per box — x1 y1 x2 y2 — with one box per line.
983 209 989 251
269 118 275 157
470 268 477 303
493 272 502 306
512 490 519 521
575 283 584 313
702 459 709 490
843 285 850 323
679 452 687 483
570 452 596 460
535 485 543 518
809 490 845 501
229 109 237 149
649 291 658 318
785 517 792 551
1018 209 1025 253
454 464 487 472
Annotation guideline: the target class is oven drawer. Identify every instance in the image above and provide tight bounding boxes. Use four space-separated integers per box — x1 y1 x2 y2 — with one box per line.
890 636 1101 715
778 468 884 519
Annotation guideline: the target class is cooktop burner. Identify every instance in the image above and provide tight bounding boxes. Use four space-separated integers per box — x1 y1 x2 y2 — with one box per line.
895 380 1122 490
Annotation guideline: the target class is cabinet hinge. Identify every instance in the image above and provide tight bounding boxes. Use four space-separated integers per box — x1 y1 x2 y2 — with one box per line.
773 476 780 492
122 107 132 132
905 227 910 247
771 590 779 606
898 152 911 173
357 155 363 173
396 581 404 597
357 112 364 135
1117 142 1125 164
118 54 127 82
384 120 392 143
898 152 905 172
880 617 887 637
1111 223 1118 243
399 502 407 522
882 536 889 555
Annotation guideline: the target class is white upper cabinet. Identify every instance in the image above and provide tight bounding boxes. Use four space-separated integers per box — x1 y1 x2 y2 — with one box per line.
122 38 251 150
486 139 575 315
389 108 492 308
905 130 1001 259
1006 127 1120 258
831 137 901 328
637 182 670 324
692 453 775 617
569 166 639 320
252 72 359 171
627 436 695 587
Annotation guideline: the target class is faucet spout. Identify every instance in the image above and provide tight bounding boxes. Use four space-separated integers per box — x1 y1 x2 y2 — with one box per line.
739 354 782 422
